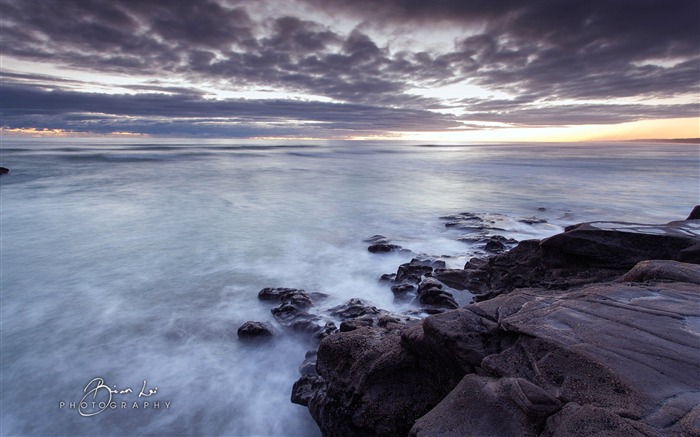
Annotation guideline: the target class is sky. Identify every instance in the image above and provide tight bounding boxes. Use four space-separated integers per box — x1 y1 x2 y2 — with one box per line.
1 0 698 141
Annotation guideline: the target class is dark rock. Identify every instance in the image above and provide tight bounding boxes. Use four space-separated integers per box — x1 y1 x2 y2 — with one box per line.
365 235 411 254
297 280 700 437
339 317 375 332
299 350 318 376
416 277 459 309
258 287 327 305
417 287 458 310
540 221 699 269
390 283 416 296
316 321 338 340
0 167 8 175
431 269 470 290
617 259 700 284
395 263 433 284
258 287 302 301
236 321 273 340
484 239 506 252
410 376 561 437
460 219 700 299
409 256 447 269
271 302 322 333
687 205 700 220
519 216 547 225
368 243 405 253
293 326 462 437
379 273 396 282
328 298 380 320
440 212 482 222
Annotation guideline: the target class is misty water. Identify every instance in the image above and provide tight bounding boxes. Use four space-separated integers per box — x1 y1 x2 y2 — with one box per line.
1 139 698 436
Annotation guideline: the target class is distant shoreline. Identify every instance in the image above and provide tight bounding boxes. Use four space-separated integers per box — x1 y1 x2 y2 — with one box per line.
623 137 700 144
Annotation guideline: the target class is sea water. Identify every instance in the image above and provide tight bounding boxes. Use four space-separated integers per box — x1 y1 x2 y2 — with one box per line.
1 139 698 436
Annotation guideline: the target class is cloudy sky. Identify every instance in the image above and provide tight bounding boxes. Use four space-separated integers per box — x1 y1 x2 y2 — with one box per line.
1 0 698 141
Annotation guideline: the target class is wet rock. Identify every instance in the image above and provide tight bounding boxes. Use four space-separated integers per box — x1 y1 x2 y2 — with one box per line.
299 350 318 376
296 280 700 437
379 273 396 282
236 321 273 340
617 259 700 284
460 218 700 299
418 288 458 309
519 216 547 225
484 239 506 252
365 235 410 253
328 298 380 320
395 263 434 284
687 205 700 220
390 283 416 296
0 167 8 175
271 302 322 334
258 287 327 307
540 220 699 269
431 269 470 290
339 317 375 332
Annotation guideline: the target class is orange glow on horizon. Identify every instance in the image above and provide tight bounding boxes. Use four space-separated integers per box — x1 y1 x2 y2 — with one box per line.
0 127 149 138
390 117 700 143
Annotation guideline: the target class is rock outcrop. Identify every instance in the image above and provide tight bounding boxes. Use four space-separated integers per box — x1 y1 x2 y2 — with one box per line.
451 218 700 300
293 210 700 437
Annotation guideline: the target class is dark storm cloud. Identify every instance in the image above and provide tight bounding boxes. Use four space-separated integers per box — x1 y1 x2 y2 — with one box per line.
0 82 461 136
459 99 700 126
0 0 697 136
300 0 700 100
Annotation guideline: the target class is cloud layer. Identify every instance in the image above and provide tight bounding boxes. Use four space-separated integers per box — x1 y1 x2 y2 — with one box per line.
1 0 698 137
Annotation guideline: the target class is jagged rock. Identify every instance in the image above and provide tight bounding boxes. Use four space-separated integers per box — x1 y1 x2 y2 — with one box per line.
687 205 700 220
236 321 273 340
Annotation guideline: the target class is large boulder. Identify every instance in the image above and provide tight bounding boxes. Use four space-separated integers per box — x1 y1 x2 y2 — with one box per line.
292 323 463 437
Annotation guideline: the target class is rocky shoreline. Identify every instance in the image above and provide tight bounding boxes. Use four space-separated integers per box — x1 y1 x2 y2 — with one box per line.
242 207 700 436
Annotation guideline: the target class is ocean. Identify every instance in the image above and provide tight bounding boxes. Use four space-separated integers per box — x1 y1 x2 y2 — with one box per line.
1 139 698 436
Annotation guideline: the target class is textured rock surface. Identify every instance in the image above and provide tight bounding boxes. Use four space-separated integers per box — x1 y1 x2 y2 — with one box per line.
292 212 700 436
461 218 700 299
296 278 700 436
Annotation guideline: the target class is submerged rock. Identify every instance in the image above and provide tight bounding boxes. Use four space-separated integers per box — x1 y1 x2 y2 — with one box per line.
365 235 410 254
